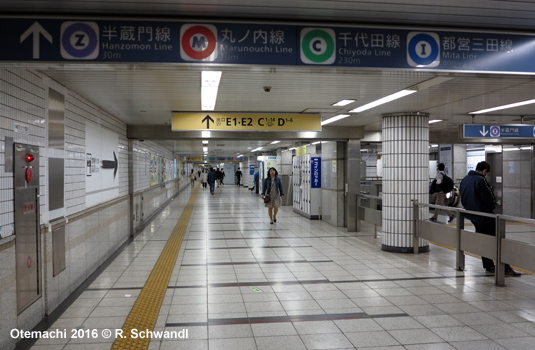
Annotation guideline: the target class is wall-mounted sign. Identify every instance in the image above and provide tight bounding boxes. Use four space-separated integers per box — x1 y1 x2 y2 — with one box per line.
311 157 321 188
463 124 535 139
172 113 321 131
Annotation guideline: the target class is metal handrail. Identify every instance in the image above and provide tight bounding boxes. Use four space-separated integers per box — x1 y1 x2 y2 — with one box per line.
413 200 535 286
355 194 535 287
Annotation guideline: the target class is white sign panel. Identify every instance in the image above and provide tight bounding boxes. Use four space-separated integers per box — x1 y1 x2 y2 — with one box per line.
85 122 119 207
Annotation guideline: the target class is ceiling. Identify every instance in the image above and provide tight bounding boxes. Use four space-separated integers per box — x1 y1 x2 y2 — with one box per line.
4 0 535 158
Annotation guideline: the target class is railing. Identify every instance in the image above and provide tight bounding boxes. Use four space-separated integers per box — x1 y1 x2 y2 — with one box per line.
414 202 535 286
356 194 535 286
356 193 382 238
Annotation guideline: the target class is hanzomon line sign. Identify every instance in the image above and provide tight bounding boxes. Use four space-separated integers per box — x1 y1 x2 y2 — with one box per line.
462 124 535 139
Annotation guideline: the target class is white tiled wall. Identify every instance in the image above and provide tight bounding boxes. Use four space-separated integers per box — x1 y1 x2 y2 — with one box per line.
0 69 46 238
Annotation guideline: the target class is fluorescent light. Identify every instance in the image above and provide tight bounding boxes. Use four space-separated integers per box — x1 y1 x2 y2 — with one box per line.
202 131 211 138
429 144 438 148
331 99 356 107
321 114 350 126
429 119 443 124
270 140 281 144
470 98 535 114
288 147 296 151
203 147 208 152
312 141 321 145
503 147 519 152
201 71 222 87
520 146 531 150
349 89 417 113
251 147 263 152
237 154 244 157
202 140 209 144
201 71 222 111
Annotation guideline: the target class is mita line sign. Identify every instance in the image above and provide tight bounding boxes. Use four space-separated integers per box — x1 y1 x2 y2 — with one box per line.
4 18 535 73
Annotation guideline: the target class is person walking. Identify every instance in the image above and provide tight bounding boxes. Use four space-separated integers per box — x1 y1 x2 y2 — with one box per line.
207 168 216 195
189 169 196 188
201 169 208 188
261 167 284 224
459 161 520 276
236 168 243 186
221 169 225 186
430 163 455 223
215 168 223 188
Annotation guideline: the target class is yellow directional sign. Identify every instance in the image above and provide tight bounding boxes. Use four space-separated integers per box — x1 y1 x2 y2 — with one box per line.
172 113 321 131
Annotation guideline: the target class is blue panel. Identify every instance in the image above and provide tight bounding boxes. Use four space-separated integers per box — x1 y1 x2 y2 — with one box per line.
311 157 321 188
249 164 255 175
463 124 535 139
4 19 535 73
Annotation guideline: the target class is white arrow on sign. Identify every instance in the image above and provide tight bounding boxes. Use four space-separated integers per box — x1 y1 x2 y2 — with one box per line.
479 125 489 137
20 22 53 59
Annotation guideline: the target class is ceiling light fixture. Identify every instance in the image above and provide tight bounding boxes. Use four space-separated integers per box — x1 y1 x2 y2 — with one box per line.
429 119 443 124
321 114 350 126
201 71 222 111
331 99 356 107
270 140 281 144
202 140 209 144
312 141 321 145
203 147 208 152
288 147 296 151
349 89 417 113
469 98 535 114
202 131 211 138
251 147 263 152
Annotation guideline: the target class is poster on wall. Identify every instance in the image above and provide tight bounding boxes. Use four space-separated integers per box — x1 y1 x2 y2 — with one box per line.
85 122 119 207
150 154 157 186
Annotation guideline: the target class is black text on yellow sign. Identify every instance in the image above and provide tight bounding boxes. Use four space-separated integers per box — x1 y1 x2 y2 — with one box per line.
172 113 321 131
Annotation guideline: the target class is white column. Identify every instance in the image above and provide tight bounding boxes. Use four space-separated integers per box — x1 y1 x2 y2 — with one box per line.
382 112 429 253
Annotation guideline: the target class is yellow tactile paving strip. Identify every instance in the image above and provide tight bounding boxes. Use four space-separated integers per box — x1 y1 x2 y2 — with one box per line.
111 185 199 350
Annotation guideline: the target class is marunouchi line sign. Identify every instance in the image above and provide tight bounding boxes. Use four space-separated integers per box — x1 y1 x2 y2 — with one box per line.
172 113 321 131
3 18 535 73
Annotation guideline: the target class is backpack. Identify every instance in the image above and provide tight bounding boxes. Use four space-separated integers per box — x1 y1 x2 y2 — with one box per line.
441 174 454 193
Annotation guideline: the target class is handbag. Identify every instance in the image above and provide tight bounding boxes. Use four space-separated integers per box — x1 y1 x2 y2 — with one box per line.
263 195 271 203
429 179 437 194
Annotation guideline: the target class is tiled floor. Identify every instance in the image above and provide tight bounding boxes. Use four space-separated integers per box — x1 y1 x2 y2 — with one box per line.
31 184 535 350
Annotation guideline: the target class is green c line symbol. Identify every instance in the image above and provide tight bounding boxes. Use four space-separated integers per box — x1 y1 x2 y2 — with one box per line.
302 29 335 63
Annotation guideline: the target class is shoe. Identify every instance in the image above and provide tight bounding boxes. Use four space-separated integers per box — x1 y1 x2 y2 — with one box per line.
429 217 437 222
274 219 276 222
270 221 273 224
506 269 521 277
448 215 455 223
486 266 495 273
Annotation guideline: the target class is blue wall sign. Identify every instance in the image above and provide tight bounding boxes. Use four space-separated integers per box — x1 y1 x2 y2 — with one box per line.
463 124 535 139
3 18 535 73
249 164 255 175
311 157 321 188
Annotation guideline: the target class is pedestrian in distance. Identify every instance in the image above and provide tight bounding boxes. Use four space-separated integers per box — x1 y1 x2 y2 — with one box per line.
215 168 223 188
201 169 208 188
189 169 196 188
207 168 216 195
221 169 225 185
459 161 520 276
430 163 455 223
236 167 243 186
261 167 284 224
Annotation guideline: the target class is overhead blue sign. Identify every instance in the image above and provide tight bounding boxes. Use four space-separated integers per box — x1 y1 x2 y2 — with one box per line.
463 124 535 139
311 157 321 188
3 18 535 73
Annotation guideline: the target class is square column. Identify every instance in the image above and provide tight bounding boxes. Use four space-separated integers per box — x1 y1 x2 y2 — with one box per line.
382 112 430 253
